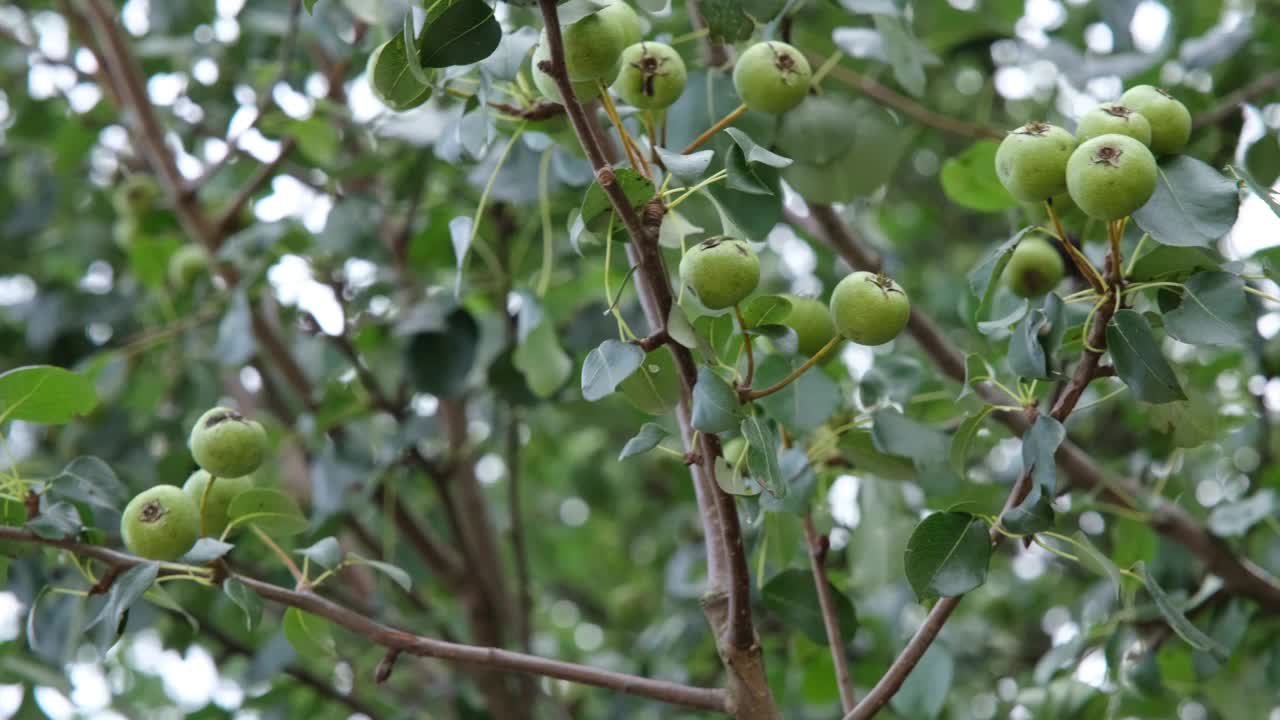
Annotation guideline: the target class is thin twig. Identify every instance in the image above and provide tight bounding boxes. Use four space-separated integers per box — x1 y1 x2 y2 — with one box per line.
0 526 731 715
802 516 856 712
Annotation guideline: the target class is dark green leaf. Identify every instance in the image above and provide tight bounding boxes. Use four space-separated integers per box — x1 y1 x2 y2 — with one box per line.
418 0 503 68
1162 272 1250 347
1137 561 1228 659
87 562 157 638
619 422 669 460
0 365 98 425
1106 310 1186 403
840 431 915 480
367 35 433 112
968 228 1033 321
753 354 839 433
1127 244 1222 282
872 409 958 495
1132 156 1240 248
617 349 681 415
949 406 994 475
48 456 128 512
692 366 740 433
407 307 480 398
283 607 337 657
348 552 413 591
227 489 309 537
27 501 81 539
940 140 1018 212
741 415 784 498
581 339 645 401
904 512 992 601
761 569 858 646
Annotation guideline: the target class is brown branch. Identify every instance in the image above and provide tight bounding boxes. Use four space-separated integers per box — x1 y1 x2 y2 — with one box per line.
536 3 774 715
0 526 730 715
816 59 1004 140
1192 70 1280 129
802 516 855 712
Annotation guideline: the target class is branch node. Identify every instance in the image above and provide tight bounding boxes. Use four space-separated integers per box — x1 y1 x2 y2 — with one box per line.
682 452 702 466
375 648 402 684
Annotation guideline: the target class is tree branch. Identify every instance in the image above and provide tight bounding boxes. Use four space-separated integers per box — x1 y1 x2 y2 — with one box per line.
815 60 1004 140
1192 69 1280 129
802 516 856 713
0 526 730 715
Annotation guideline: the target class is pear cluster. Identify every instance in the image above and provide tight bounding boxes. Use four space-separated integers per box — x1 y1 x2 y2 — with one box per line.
679 237 909 351
120 406 266 561
994 85 1191 296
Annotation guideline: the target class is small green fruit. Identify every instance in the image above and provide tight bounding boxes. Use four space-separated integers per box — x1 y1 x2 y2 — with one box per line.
1004 236 1065 298
1075 102 1151 146
1065 134 1157 221
531 40 604 104
679 236 760 310
782 295 837 356
829 271 910 346
121 486 199 561
544 11 626 83
722 437 748 468
732 41 812 115
168 245 209 289
598 0 643 47
613 42 687 110
112 175 161 216
1119 85 1191 156
183 469 255 537
994 122 1076 202
189 407 268 479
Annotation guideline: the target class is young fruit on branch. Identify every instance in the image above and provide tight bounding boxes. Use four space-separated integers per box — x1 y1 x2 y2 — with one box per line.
613 42 687 110
1119 85 1191 156
782 295 837 356
121 486 199 561
189 407 267 479
531 40 605 104
1005 236 1066 298
1075 102 1152 146
168 245 210 289
598 0 642 48
1066 134 1157 221
733 41 812 115
679 237 760 310
994 122 1076 202
829 271 909 346
183 470 255 537
540 9 626 83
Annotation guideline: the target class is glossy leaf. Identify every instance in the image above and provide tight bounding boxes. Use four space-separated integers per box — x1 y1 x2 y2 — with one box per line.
227 489 309 537
1106 310 1186 403
581 340 645 401
1133 156 1240 247
619 422 669 460
691 366 740 433
0 365 97 425
904 511 992 600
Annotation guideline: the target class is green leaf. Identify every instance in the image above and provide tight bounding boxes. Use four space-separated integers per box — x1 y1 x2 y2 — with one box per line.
617 349 681 415
283 607 337 658
699 0 755 41
968 228 1033 321
839 431 915 481
619 422 669 460
1162 272 1250 348
1132 156 1240 248
655 148 714 183
304 0 319 11
1106 310 1186 403
891 645 953 720
1127 245 1222 283
871 409 957 495
513 320 573 398
227 488 309 537
741 415 784 498
740 295 793 328
348 552 413 591
48 456 128 512
418 0 502 68
714 453 761 496
178 538 234 565
366 35 433 112
296 536 343 570
759 448 817 514
1148 392 1219 448
87 562 157 638
406 307 480 399
401 13 433 86
724 128 792 168
580 168 655 231
949 406 994 475
904 511 992 601
581 340 645 401
27 501 81 539
752 354 839 433
0 365 97 425
1136 561 1228 659
761 569 858 646
1207 490 1275 537
874 14 927 97
1007 299 1052 380
1002 415 1064 535
940 140 1018 212
691 366 740 433
959 353 995 401
1230 162 1280 220
725 142 779 196
1072 531 1123 600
